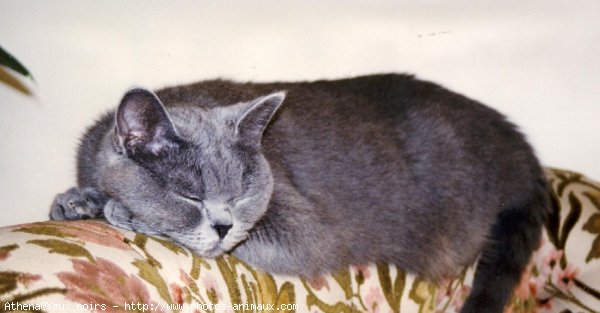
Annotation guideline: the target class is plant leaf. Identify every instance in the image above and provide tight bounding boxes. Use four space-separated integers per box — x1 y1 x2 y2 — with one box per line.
0 45 33 80
409 278 436 313
132 259 173 305
151 236 189 256
583 213 600 262
377 263 406 312
0 244 18 261
27 239 94 262
13 224 77 238
332 268 353 299
559 192 583 250
0 271 19 294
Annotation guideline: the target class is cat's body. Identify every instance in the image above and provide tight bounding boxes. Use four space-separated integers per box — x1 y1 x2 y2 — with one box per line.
51 74 549 312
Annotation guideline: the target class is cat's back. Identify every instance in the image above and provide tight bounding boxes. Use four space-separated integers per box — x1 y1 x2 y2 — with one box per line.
155 73 539 197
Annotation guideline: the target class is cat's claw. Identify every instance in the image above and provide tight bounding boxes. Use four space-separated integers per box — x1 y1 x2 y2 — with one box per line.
50 187 108 220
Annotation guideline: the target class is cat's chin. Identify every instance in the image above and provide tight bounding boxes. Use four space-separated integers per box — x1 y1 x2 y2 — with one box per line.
187 241 229 258
197 235 249 259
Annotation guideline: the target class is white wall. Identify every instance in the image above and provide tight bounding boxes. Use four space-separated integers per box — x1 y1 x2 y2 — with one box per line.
1 0 599 226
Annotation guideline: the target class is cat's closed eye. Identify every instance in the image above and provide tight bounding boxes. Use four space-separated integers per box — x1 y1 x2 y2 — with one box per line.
178 194 203 204
187 195 203 202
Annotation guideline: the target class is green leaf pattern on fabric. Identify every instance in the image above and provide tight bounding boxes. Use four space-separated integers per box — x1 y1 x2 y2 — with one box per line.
27 239 94 262
0 244 18 262
132 259 174 308
409 278 436 313
376 263 406 312
583 214 600 262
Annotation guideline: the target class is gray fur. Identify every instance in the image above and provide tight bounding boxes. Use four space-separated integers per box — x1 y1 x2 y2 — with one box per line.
50 74 549 312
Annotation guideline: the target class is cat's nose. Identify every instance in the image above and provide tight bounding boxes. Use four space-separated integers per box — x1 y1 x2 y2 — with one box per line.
214 224 232 239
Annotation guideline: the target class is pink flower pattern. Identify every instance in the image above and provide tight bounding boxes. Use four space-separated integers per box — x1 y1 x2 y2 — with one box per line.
202 273 223 301
352 264 372 280
552 263 580 292
307 274 330 291
169 283 184 305
365 287 383 313
56 257 157 313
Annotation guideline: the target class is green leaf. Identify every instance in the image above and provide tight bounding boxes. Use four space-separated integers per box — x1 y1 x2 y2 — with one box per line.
302 279 355 313
132 259 172 305
559 192 583 250
132 233 162 269
207 287 219 304
216 256 243 307
0 271 19 294
0 45 33 80
332 268 353 299
377 264 406 312
583 213 600 262
190 254 210 280
545 192 561 247
151 236 189 256
241 274 258 309
583 191 600 212
583 213 600 234
408 278 436 313
0 244 18 260
26 239 94 262
13 224 77 238
586 236 600 263
276 282 296 312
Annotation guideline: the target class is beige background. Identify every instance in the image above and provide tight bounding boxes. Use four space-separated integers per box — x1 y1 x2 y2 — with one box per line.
1 0 599 226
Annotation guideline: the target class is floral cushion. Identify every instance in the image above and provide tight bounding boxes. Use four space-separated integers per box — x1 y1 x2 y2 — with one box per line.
1 168 599 313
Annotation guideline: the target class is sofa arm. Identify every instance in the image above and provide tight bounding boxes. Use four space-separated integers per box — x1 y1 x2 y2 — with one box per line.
1 168 599 313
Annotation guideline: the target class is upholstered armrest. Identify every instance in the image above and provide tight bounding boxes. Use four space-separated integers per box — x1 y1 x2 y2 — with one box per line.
1 168 599 312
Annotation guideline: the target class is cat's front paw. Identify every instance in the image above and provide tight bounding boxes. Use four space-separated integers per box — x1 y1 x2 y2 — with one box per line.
50 187 108 220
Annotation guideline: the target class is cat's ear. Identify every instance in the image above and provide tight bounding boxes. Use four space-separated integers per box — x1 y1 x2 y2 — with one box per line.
115 88 179 157
236 91 286 145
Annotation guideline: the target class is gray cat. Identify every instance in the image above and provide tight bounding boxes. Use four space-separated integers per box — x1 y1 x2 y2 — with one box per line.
50 74 549 312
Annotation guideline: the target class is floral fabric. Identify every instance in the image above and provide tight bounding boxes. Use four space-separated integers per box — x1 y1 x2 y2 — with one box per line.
1 168 599 313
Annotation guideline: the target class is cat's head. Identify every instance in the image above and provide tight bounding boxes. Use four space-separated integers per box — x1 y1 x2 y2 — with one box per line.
107 88 285 257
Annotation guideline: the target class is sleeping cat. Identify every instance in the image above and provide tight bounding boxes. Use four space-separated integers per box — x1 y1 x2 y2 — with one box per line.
50 74 549 312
